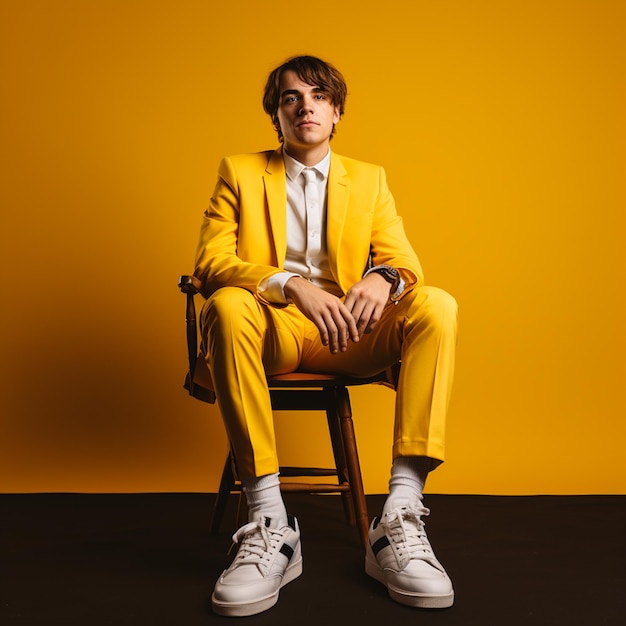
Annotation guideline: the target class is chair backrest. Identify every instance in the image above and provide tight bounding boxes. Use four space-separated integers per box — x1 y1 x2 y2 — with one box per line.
178 275 216 403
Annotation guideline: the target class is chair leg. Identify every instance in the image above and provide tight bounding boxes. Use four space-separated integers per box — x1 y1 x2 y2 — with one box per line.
210 452 236 534
325 398 356 526
335 386 369 549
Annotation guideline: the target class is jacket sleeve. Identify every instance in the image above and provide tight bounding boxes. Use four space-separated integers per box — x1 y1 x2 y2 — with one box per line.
367 166 424 295
193 156 283 302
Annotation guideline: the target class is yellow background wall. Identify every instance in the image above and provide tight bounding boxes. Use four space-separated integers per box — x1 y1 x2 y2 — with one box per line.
1 0 624 495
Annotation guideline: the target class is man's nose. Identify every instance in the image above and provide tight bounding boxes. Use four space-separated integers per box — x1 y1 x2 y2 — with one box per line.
298 95 314 114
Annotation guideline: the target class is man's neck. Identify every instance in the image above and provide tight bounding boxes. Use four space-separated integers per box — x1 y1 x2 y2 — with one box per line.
283 143 330 167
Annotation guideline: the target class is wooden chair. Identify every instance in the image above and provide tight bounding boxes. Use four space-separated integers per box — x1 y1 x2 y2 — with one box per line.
178 275 399 548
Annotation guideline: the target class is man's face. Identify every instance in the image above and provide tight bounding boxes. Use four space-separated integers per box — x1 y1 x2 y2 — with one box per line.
274 70 341 160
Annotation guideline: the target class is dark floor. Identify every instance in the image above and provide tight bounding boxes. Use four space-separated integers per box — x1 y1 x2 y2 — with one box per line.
1 493 624 625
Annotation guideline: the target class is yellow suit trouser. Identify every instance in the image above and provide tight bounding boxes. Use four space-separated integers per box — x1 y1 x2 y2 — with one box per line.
200 286 458 479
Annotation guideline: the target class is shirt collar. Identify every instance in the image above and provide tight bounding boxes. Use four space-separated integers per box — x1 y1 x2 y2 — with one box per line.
284 149 331 182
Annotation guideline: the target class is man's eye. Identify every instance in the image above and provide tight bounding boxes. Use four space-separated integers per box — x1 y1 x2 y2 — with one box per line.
314 94 325 100
285 96 299 103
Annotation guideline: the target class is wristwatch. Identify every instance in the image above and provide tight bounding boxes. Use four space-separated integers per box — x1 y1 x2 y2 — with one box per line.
365 264 405 302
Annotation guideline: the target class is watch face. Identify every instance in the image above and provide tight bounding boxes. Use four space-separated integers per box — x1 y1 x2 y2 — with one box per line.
387 268 399 280
366 265 400 291
377 266 399 283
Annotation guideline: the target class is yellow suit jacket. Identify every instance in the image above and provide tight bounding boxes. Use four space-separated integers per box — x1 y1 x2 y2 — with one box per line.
194 147 424 302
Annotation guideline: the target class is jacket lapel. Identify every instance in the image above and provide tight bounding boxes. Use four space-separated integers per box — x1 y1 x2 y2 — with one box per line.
327 153 350 279
263 147 287 268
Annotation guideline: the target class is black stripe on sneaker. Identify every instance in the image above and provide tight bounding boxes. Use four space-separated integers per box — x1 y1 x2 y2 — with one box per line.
280 543 294 561
287 514 296 530
371 536 390 556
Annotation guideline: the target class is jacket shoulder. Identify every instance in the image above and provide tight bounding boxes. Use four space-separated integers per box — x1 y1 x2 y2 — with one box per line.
223 150 275 167
220 150 275 169
216 150 277 189
332 153 384 175
331 153 386 187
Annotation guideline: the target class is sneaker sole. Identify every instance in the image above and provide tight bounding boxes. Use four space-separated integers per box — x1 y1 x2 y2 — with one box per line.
365 554 454 609
212 557 303 617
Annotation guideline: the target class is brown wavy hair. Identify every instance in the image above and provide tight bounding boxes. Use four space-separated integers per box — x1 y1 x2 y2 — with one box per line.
262 55 348 142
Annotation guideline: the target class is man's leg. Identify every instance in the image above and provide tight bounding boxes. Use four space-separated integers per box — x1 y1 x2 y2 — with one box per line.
370 286 457 609
203 287 279 480
200 287 305 617
300 285 458 609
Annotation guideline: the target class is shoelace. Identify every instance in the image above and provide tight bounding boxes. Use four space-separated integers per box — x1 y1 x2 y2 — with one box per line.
229 520 281 568
385 505 441 567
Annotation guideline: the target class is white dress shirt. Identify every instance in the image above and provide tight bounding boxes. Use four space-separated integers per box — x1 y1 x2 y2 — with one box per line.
259 150 343 303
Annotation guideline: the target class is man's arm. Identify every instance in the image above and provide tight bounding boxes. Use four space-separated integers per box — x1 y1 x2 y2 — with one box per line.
366 166 424 291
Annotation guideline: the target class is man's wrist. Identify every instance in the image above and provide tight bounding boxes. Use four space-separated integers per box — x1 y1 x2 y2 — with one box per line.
283 275 306 303
364 265 405 301
259 271 300 304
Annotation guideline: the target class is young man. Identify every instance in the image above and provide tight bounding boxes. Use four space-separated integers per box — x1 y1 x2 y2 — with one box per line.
193 55 458 617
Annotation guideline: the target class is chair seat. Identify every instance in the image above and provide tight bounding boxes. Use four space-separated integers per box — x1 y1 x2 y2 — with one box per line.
185 353 399 402
267 371 393 387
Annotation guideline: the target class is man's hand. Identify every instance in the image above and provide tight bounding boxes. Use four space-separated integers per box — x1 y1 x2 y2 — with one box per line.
343 272 392 337
284 277 360 354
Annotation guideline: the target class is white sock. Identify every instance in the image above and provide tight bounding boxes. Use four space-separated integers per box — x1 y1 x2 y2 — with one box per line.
382 456 431 515
242 472 288 527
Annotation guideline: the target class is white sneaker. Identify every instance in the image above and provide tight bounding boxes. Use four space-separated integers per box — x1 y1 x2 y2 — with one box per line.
365 505 454 609
211 515 302 617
